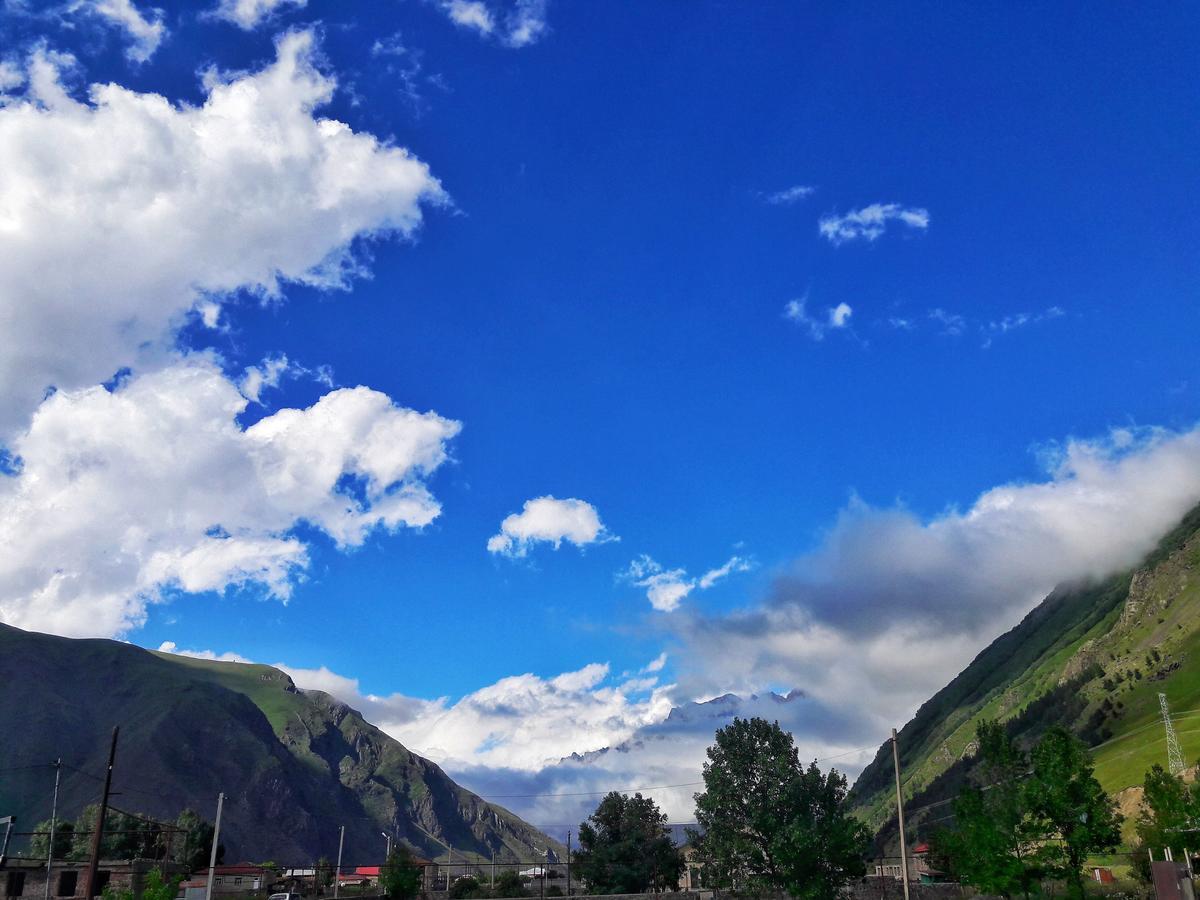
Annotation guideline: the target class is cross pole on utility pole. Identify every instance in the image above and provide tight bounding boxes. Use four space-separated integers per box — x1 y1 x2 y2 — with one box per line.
204 793 225 900
891 728 911 900
333 825 345 899
84 727 120 900
45 758 62 900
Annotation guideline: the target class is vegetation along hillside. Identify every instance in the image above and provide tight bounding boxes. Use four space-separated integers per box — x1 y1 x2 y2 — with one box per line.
849 502 1200 847
0 625 559 865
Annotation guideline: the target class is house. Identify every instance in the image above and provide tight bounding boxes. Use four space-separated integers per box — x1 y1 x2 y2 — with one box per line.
0 859 186 900
177 864 276 900
873 843 946 883
348 858 437 892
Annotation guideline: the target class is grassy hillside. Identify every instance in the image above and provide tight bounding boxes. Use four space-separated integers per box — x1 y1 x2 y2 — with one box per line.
0 626 558 866
850 503 1200 845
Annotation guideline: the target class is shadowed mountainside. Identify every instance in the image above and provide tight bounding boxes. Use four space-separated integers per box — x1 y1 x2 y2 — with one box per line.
0 625 560 865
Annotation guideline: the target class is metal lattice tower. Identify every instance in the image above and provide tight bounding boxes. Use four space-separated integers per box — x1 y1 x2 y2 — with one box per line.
1160 692 1186 776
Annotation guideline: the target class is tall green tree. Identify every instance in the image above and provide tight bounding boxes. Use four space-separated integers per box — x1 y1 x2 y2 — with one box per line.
1023 727 1122 900
171 809 218 872
1135 764 1200 860
690 717 869 900
934 721 1041 898
379 845 422 900
317 856 334 889
937 724 1120 900
29 819 74 861
574 791 684 894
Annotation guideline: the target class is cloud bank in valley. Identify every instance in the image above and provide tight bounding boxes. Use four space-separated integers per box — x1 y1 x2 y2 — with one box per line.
672 426 1200 737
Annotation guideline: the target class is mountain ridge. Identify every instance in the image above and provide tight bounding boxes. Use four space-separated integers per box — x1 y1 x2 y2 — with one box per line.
849 501 1200 846
0 624 561 865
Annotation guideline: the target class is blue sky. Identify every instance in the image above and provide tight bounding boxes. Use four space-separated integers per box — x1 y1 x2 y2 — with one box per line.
1 0 1199 827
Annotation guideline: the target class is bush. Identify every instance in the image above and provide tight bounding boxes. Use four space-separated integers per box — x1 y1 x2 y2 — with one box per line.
450 876 480 899
493 870 527 897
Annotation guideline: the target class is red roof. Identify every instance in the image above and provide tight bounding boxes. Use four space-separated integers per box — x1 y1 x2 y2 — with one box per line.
912 843 930 854
354 867 382 877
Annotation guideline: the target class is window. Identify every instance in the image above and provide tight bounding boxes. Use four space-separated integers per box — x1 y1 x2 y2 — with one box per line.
56 872 77 897
7 871 26 897
91 872 110 897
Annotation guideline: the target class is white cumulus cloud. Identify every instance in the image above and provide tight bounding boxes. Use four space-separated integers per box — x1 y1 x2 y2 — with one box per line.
487 496 614 557
0 358 461 639
0 29 445 436
211 0 306 29
334 660 673 773
818 202 929 245
155 643 675 779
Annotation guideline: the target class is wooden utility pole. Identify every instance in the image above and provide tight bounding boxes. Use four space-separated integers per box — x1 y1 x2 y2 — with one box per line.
891 728 911 900
204 793 225 900
565 831 571 898
84 727 119 900
333 825 345 899
45 759 62 900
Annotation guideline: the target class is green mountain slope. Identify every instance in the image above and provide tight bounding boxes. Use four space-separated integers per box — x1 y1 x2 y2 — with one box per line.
0 625 558 866
849 503 1200 845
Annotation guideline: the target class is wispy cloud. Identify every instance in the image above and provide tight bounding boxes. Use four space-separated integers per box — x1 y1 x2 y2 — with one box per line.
76 0 167 62
211 0 306 30
784 296 854 340
819 202 929 245
369 32 439 114
623 553 753 612
433 0 548 48
886 306 1067 345
763 184 815 205
927 307 967 336
981 306 1065 347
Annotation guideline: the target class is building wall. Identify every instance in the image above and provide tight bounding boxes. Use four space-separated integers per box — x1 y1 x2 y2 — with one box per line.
0 861 185 900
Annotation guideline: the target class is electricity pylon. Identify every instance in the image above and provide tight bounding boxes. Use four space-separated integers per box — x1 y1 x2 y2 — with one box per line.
1160 692 1186 776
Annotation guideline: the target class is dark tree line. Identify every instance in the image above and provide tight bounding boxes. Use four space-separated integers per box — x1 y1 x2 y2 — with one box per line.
29 806 219 870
